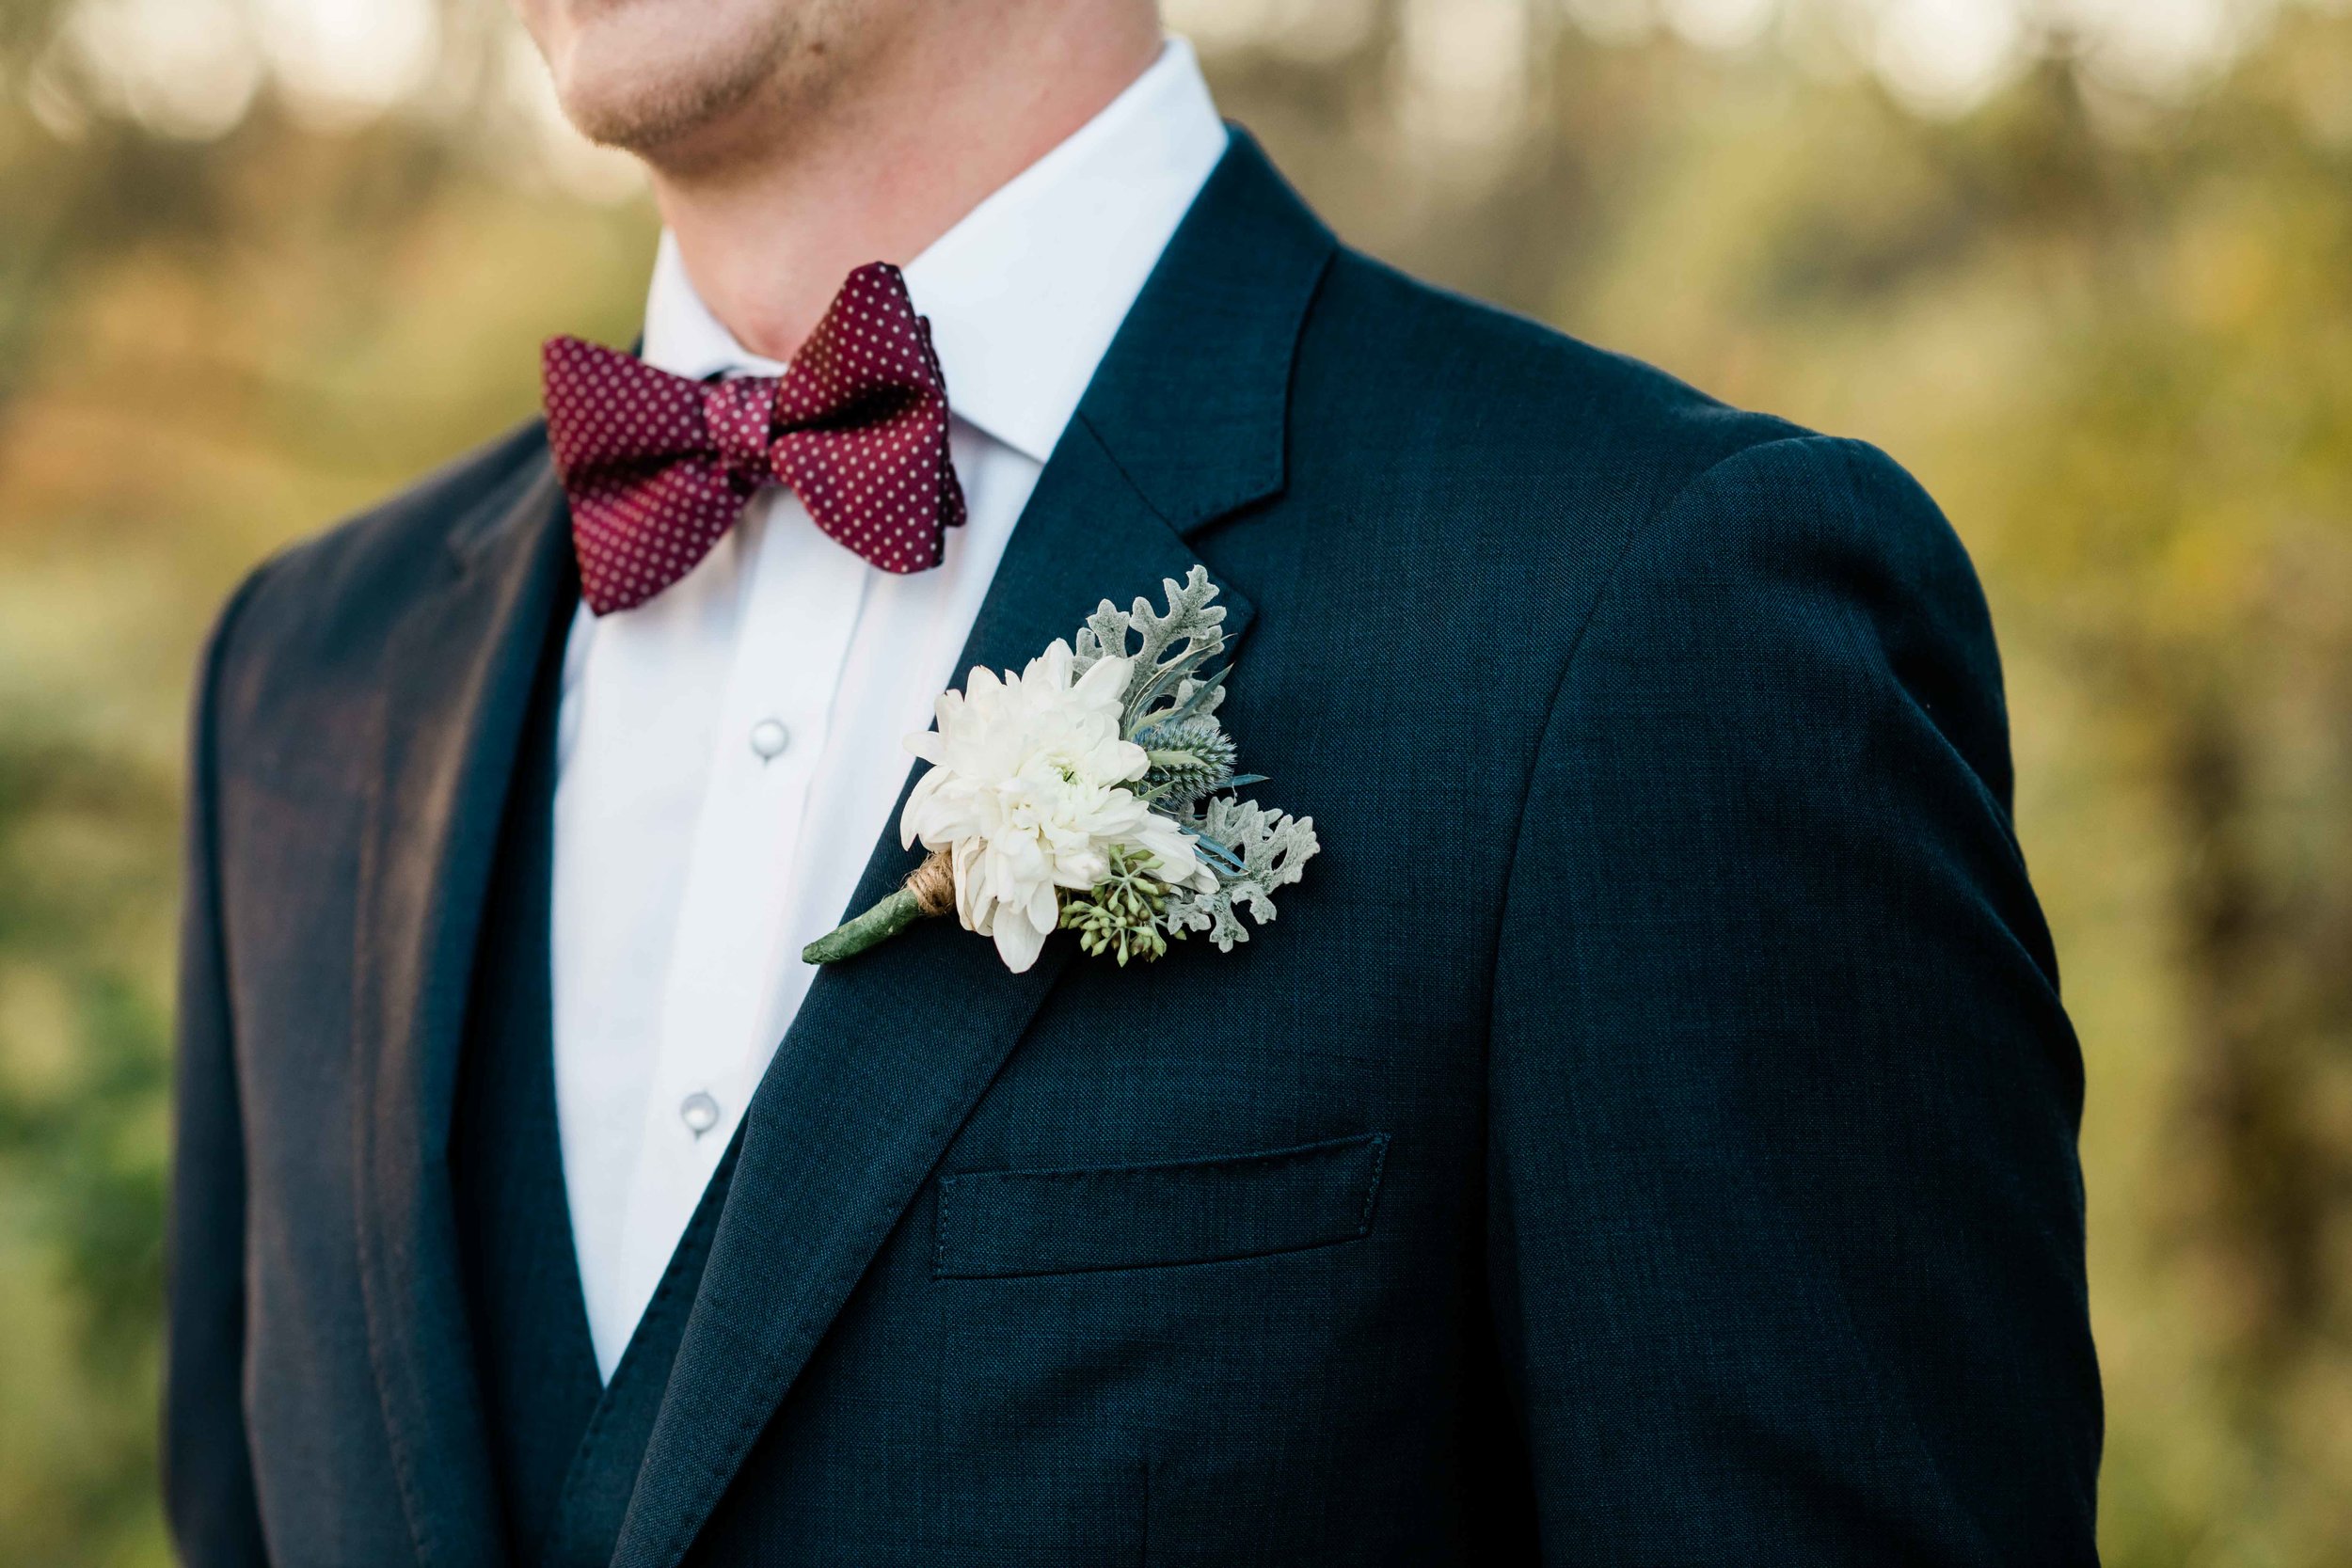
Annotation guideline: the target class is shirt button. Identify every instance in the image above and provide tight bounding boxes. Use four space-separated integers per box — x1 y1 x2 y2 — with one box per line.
749 718 790 761
679 1091 721 1138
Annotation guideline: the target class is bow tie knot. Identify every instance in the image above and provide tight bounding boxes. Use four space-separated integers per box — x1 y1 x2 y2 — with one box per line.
541 261 966 615
700 377 780 491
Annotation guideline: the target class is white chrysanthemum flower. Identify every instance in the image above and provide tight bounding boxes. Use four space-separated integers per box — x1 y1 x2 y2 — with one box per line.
899 639 1214 972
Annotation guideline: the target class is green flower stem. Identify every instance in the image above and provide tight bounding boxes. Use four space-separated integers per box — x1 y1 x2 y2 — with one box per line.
802 885 932 965
804 848 957 964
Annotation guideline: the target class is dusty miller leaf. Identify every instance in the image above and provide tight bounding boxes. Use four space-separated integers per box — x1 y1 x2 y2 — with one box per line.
1071 565 1229 736
1162 797 1320 952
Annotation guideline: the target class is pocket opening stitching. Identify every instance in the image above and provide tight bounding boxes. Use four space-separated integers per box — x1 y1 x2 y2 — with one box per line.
932 1131 1391 1280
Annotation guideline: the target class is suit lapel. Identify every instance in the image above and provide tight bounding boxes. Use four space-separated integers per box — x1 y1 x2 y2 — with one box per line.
611 132 1334 1568
350 455 575 1568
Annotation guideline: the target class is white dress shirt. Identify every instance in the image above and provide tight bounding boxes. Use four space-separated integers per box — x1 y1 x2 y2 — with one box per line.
549 40 1230 1380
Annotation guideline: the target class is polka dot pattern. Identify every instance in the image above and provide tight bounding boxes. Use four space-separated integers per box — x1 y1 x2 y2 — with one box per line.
542 261 966 615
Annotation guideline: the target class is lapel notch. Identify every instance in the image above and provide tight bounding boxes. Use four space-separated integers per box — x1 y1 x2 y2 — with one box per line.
1074 128 1335 535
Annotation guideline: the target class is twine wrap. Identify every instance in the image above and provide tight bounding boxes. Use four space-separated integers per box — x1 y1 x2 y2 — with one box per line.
905 848 956 917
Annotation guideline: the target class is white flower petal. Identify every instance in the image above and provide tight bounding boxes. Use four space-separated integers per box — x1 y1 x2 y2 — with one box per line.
1026 880 1060 935
900 769 944 848
993 909 1050 973
1024 639 1074 690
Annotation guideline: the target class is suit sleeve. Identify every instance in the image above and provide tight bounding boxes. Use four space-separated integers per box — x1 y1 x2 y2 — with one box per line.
1486 436 2101 1564
164 568 273 1566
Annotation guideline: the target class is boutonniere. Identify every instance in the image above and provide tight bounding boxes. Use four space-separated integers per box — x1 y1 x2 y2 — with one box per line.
804 567 1319 974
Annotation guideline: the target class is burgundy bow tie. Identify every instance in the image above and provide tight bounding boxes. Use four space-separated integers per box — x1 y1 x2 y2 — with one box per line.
541 261 965 615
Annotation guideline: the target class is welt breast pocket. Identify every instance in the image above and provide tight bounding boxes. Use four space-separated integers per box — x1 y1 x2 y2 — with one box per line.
932 1132 1391 1280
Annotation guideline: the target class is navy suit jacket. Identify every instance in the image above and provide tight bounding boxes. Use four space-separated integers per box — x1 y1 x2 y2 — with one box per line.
167 133 2101 1565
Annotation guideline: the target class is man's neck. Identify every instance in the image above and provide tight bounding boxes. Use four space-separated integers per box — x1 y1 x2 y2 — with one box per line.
646 10 1163 364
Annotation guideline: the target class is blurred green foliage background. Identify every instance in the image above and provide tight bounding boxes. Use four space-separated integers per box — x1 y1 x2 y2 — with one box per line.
3 0 2349 1562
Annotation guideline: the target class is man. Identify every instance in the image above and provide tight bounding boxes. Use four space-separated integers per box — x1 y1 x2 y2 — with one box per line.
165 0 2102 1562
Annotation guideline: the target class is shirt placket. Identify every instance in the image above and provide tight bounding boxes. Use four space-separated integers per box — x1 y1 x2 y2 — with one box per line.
610 489 873 1326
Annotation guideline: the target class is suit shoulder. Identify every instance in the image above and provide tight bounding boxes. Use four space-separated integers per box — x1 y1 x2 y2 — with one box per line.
218 420 548 658
1296 246 1816 508
200 419 550 728
1291 249 1968 583
1630 431 1991 673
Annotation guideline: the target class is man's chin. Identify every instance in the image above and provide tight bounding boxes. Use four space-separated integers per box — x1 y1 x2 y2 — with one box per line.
556 58 781 167
535 3 813 166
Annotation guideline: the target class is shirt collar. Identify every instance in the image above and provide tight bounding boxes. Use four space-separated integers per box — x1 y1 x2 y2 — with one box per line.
639 38 1229 466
